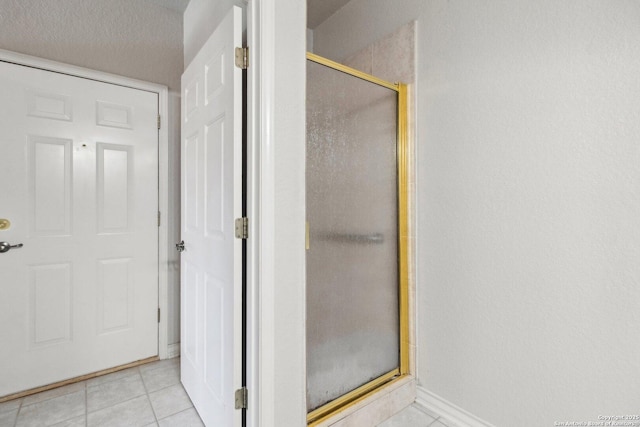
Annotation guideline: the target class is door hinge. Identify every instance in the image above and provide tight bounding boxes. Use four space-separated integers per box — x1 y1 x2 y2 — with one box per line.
235 387 248 410
235 47 249 69
157 115 161 129
235 217 248 239
157 211 161 227
157 308 160 323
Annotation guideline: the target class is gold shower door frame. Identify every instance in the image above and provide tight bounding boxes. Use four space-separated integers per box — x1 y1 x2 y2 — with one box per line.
306 52 410 426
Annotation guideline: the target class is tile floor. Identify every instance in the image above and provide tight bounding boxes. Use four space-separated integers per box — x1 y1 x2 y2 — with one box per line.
0 360 453 427
378 404 459 427
0 358 203 427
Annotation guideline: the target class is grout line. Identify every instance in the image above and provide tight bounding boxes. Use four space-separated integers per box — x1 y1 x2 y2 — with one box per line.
11 359 175 427
85 367 139 390
87 392 146 415
138 367 159 424
138 358 179 376
1 357 158 404
85 382 88 427
149 384 195 423
429 417 448 427
12 398 22 427
85 371 148 417
164 407 201 425
18 383 85 409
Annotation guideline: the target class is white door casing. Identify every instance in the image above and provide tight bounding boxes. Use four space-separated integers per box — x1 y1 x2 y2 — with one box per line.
180 6 243 427
0 61 159 396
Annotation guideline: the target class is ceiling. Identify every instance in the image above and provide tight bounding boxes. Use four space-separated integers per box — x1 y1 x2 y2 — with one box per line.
307 0 352 29
147 0 190 13
145 0 351 28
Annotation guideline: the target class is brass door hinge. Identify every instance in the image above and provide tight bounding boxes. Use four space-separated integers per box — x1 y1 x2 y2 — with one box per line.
235 387 248 409
157 115 161 129
157 308 160 323
235 47 249 70
157 211 161 227
235 217 248 239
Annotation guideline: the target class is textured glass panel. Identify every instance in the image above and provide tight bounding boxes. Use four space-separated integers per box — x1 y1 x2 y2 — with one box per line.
306 60 399 411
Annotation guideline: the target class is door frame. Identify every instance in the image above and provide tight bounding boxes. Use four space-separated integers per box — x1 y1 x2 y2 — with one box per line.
0 48 172 359
246 1 307 426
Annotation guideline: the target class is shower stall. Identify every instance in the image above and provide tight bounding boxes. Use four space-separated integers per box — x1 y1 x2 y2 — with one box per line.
306 53 409 425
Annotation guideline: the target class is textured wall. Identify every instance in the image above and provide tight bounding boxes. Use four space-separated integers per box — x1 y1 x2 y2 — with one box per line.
0 0 184 346
314 1 640 426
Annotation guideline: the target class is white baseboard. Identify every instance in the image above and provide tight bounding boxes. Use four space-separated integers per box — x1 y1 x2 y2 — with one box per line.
166 343 180 359
415 386 495 427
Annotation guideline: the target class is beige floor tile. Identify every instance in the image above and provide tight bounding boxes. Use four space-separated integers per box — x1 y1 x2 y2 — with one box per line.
87 373 146 413
413 404 442 421
149 384 192 420
0 409 18 427
87 395 155 427
378 405 435 427
0 398 21 415
22 382 86 406
86 367 140 388
16 390 85 427
138 358 179 375
157 408 203 427
51 415 86 426
7 358 189 427
140 364 180 393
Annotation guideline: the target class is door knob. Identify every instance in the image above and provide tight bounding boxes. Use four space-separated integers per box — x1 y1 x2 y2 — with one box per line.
0 242 23 253
175 241 185 252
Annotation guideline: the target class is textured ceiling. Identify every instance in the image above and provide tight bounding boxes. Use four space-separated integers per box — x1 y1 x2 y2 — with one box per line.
307 0 352 29
146 0 190 13
144 0 350 27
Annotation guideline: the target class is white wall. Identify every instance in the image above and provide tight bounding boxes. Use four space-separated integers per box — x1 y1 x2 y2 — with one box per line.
314 1 640 425
0 0 183 347
270 2 307 422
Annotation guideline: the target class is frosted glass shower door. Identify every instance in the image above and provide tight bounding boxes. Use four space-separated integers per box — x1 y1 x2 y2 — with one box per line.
306 56 402 416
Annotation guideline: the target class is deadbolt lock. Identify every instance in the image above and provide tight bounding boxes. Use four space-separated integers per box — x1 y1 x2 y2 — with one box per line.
0 219 10 230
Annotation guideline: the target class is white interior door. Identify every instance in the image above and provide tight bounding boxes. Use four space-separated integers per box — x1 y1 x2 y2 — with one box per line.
180 6 243 427
0 61 159 397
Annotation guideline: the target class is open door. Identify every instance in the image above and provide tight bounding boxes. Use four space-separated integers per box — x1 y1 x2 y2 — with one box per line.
180 6 244 426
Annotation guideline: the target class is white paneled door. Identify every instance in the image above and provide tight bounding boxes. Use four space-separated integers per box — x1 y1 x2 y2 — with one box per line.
180 6 243 427
0 61 159 397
